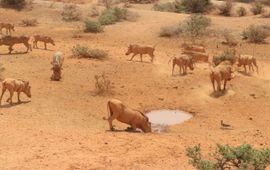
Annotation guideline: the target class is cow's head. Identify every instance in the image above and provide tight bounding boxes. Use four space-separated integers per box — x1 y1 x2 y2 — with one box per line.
142 117 152 133
48 38 55 46
125 44 133 55
23 81 31 98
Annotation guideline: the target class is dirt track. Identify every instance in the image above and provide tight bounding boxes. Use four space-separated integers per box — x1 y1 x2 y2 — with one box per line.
0 0 270 169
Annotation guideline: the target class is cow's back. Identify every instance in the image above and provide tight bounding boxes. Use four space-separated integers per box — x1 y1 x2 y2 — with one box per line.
2 78 24 91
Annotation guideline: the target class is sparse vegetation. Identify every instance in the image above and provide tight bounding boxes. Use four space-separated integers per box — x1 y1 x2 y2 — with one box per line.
213 49 236 66
153 2 179 13
218 0 233 16
181 14 211 43
72 44 108 59
242 24 269 43
84 20 103 33
21 19 38 26
180 0 212 13
251 2 264 15
0 0 26 10
99 7 133 25
94 73 112 95
159 25 182 37
187 144 270 170
89 6 100 17
237 6 247 16
221 29 238 46
61 4 81 22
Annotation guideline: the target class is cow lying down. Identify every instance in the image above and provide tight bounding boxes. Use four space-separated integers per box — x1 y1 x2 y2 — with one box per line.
104 99 152 133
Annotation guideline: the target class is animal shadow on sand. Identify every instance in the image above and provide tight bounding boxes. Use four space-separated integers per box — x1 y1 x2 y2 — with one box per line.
210 90 228 98
0 101 30 108
105 127 141 133
34 47 54 51
238 71 252 77
173 72 193 77
0 51 28 55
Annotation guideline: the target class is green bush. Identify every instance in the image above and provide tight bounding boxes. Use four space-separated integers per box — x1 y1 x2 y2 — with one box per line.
180 0 212 13
181 14 211 42
237 6 247 16
242 25 269 43
72 44 108 59
153 2 178 12
251 2 264 15
99 7 130 25
0 0 26 10
61 4 81 22
84 20 103 33
213 49 236 66
218 0 233 16
186 144 270 170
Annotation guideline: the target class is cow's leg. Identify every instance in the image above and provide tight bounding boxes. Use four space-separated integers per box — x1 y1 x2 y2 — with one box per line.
17 92 21 103
244 65 247 73
211 77 216 92
44 42 47 50
217 80 222 92
0 87 6 105
33 41 37 49
172 63 175 76
179 66 183 75
108 115 117 131
223 80 227 91
184 65 187 75
140 54 143 62
149 53 154 63
8 90 14 105
8 45 13 54
130 124 137 132
129 54 137 61
24 42 29 53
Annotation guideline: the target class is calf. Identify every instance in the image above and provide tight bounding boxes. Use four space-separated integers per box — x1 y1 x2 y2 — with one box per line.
0 35 31 54
125 44 156 62
33 35 55 50
169 55 194 75
51 52 64 81
0 23 14 35
104 99 152 133
210 63 234 92
0 78 31 105
237 54 258 74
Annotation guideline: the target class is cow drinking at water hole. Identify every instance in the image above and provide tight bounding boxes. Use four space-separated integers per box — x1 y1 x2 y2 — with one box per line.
0 78 31 105
104 99 152 133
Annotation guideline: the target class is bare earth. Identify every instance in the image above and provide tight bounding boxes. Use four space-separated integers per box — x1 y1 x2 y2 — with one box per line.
0 0 270 169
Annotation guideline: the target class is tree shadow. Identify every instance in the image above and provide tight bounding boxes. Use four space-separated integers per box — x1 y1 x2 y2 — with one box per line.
0 101 31 108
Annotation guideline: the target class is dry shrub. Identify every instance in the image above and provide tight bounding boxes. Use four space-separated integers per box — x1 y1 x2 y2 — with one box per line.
21 19 38 26
250 2 264 15
84 20 103 33
62 4 81 21
0 0 26 10
94 73 112 95
89 6 100 17
180 0 212 13
125 11 139 22
237 6 247 16
242 24 269 43
0 64 4 81
261 10 270 17
159 25 181 37
222 29 238 46
153 2 179 12
213 49 236 66
72 44 108 59
218 0 233 16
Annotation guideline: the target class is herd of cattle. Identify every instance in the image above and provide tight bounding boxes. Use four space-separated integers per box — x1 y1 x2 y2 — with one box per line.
0 22 260 132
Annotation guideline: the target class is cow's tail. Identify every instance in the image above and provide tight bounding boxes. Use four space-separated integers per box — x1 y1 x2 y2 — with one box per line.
103 100 112 120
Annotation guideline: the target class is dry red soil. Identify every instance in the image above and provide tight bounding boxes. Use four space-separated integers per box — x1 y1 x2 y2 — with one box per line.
0 0 270 169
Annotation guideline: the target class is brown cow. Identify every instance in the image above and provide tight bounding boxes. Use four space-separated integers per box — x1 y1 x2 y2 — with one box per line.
33 35 55 50
0 35 31 54
125 44 156 62
0 23 14 35
237 54 258 74
182 50 209 63
210 63 234 92
0 78 31 105
51 52 64 81
104 99 152 133
169 55 194 75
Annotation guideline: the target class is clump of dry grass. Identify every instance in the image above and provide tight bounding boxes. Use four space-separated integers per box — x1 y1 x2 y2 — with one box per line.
21 19 38 26
61 4 82 21
89 6 100 17
72 44 108 59
218 0 233 16
242 24 270 43
212 49 236 66
237 6 247 16
94 73 112 95
159 25 182 37
250 2 264 15
221 29 238 46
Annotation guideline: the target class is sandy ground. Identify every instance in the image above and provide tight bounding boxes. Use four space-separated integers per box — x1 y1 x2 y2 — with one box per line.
0 0 270 169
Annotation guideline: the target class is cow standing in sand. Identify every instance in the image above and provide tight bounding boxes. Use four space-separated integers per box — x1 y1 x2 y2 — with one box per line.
0 23 14 35
51 52 64 81
237 54 258 74
104 99 152 133
0 35 31 54
210 62 234 92
169 55 194 75
0 78 31 105
33 35 55 50
125 44 156 62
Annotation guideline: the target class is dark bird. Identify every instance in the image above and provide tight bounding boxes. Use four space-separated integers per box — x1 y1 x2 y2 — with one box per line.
220 120 232 129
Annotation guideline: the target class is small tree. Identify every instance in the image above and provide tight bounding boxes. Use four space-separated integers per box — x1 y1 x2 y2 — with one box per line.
61 4 81 22
251 2 264 15
94 73 112 95
242 24 269 43
181 14 211 43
